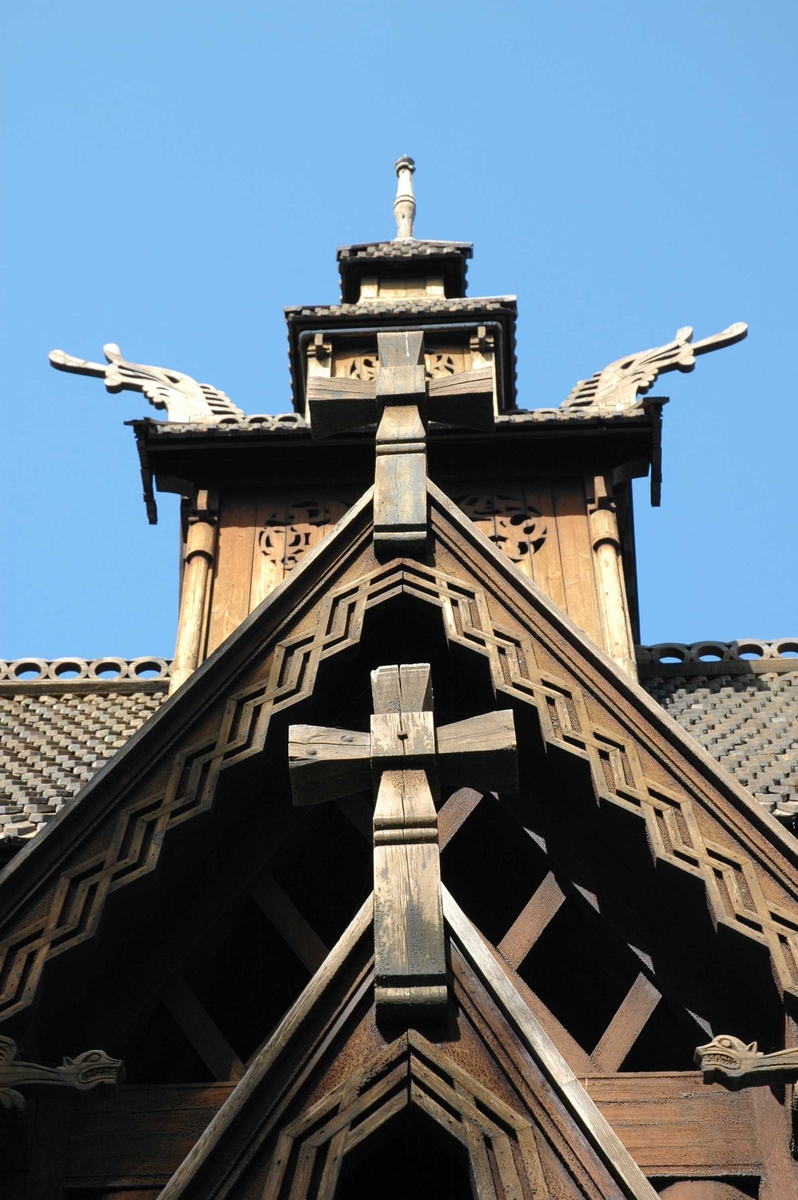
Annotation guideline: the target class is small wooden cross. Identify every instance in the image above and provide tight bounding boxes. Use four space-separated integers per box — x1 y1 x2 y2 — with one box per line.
288 664 517 1015
306 331 494 551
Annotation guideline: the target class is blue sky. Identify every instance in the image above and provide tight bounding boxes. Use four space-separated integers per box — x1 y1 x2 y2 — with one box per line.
2 0 796 659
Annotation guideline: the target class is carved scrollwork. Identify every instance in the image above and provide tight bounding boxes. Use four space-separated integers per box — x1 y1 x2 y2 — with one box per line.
455 492 547 566
425 352 456 378
348 355 378 381
258 498 354 574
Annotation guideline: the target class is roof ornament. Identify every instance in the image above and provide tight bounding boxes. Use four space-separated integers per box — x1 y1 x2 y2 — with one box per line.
560 322 748 415
49 343 244 424
393 155 416 240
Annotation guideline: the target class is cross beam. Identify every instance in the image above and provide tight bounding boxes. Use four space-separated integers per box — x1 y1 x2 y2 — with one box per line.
306 332 494 551
288 664 517 1017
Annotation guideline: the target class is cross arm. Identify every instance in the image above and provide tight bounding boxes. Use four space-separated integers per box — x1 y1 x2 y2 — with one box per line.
305 376 377 439
427 367 495 431
287 725 371 805
436 710 518 792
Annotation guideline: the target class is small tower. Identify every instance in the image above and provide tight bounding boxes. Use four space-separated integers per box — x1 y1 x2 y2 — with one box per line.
127 159 677 687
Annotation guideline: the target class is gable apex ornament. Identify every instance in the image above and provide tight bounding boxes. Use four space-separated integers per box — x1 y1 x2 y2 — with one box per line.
561 321 748 414
49 343 245 424
393 155 416 240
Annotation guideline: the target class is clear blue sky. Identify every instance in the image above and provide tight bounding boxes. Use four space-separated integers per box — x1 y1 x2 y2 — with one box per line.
2 0 796 660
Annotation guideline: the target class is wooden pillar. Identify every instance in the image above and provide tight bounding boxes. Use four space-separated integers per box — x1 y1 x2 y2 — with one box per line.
170 488 218 695
588 475 637 679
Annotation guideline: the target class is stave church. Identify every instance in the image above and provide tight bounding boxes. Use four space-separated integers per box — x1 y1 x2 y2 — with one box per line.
1 159 797 1199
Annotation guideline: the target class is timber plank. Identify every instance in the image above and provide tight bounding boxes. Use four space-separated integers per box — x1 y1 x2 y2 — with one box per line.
207 491 257 653
524 479 567 612
584 1073 760 1177
551 478 603 647
497 871 567 969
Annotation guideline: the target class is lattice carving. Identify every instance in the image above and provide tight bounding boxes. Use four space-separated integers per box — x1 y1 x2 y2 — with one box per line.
335 350 464 383
4 559 798 1020
258 499 355 575
262 1031 549 1200
454 492 547 568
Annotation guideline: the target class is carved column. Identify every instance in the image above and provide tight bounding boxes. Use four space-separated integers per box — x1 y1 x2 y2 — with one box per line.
588 475 636 679
170 488 218 694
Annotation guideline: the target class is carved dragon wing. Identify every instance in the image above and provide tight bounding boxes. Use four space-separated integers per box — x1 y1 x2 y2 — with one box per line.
561 323 747 414
49 343 245 424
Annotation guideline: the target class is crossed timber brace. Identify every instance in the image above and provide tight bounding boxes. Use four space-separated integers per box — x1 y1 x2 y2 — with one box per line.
305 331 494 552
288 664 518 1017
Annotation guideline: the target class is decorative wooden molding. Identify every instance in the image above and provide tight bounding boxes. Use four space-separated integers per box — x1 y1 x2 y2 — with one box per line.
5 490 798 1023
561 323 747 414
262 1031 550 1200
0 657 171 685
695 1034 798 1085
288 663 517 1014
0 1035 124 1112
49 343 245 423
306 329 494 551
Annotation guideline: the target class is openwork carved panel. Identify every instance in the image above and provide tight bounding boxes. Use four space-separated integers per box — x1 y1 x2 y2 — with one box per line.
258 497 357 578
333 346 468 383
454 490 548 578
262 1031 549 1200
4 557 798 1020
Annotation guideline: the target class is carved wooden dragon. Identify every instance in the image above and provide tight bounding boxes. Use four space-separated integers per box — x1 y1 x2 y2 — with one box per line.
49 343 245 424
695 1034 798 1085
0 1035 124 1111
561 323 747 414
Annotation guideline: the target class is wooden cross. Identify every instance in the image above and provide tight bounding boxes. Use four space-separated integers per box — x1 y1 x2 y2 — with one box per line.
288 664 517 1016
306 331 495 551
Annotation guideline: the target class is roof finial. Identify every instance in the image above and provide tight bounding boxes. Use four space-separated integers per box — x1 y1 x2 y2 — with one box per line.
393 156 416 240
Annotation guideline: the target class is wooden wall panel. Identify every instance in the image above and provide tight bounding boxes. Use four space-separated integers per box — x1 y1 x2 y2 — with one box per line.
206 488 358 659
551 477 604 648
585 1073 760 1178
206 492 258 655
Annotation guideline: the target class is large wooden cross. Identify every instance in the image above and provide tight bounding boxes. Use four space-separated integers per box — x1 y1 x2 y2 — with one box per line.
306 331 495 551
288 664 517 1015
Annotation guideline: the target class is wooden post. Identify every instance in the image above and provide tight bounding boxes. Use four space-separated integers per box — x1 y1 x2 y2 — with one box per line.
588 475 637 679
170 488 218 694
287 663 517 1019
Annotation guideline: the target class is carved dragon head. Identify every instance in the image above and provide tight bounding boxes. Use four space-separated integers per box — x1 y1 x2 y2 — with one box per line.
695 1034 761 1077
61 1048 126 1090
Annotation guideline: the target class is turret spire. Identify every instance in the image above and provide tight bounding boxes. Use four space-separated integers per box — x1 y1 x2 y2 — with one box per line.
393 156 416 240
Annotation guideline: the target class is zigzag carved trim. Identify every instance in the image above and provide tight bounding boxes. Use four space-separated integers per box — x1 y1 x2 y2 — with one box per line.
262 1030 550 1200
2 561 798 1020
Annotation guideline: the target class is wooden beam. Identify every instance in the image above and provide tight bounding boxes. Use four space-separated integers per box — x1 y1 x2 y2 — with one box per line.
438 787 483 849
497 872 567 969
251 873 328 974
591 973 661 1074
162 978 245 1083
443 887 660 1200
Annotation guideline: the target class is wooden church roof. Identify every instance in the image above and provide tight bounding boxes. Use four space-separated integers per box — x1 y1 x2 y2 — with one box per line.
3 480 798 1195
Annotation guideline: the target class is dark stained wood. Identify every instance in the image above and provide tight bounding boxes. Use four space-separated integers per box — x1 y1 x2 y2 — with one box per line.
162 978 245 1083
251 872 328 973
590 973 661 1073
